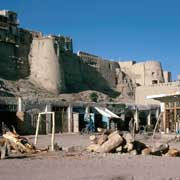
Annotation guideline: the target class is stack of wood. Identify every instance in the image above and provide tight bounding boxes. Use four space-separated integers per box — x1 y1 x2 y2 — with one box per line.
3 130 36 154
0 130 40 159
87 130 127 153
86 130 180 157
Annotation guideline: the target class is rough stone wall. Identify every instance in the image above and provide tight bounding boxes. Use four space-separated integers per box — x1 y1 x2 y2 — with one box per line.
143 61 164 85
82 58 119 88
0 42 17 80
118 61 135 82
16 29 33 78
29 37 65 93
0 9 171 104
79 52 119 88
135 81 180 105
60 52 120 97
119 60 164 86
78 52 135 98
116 71 135 97
0 28 32 80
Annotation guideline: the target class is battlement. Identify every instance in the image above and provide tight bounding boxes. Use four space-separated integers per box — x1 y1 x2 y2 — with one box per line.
142 81 180 88
0 10 19 27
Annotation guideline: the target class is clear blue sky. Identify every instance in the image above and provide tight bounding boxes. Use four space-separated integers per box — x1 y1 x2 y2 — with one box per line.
1 0 180 80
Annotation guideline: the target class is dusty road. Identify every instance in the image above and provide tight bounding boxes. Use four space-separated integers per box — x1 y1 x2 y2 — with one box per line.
0 134 180 180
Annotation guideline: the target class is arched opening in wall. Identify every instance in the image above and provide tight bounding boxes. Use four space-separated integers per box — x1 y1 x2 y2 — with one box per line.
124 111 134 131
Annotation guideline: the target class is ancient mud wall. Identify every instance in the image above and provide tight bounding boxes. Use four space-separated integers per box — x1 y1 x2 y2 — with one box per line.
119 60 164 86
0 29 32 80
17 29 32 78
79 54 119 88
0 42 17 80
118 61 135 81
60 52 120 97
142 61 164 85
78 52 135 98
29 37 65 93
163 71 172 83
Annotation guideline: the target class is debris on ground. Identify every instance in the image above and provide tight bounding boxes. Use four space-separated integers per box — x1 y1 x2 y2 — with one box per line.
1 130 49 159
86 130 180 157
3 131 36 154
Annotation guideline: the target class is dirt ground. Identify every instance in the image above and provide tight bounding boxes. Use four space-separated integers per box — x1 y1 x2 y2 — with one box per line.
1 133 180 180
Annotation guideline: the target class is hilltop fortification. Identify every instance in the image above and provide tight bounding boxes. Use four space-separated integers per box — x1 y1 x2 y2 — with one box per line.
0 10 172 103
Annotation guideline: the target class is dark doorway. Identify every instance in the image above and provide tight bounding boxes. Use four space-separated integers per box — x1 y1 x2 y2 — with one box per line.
139 111 148 126
0 112 17 134
94 114 103 129
79 114 85 131
52 106 68 133
125 111 134 131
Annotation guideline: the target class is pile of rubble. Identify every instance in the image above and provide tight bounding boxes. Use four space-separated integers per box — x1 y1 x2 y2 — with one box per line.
86 130 180 157
0 130 47 159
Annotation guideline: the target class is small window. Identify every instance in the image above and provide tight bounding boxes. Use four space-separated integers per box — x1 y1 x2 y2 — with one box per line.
152 80 158 84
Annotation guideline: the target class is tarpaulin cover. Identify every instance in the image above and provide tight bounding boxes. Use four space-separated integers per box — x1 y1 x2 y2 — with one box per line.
95 107 120 118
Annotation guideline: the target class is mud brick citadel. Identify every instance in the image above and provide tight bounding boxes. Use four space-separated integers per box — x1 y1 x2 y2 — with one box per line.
0 10 179 134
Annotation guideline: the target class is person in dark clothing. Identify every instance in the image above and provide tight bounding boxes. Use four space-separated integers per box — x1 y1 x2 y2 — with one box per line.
129 118 134 135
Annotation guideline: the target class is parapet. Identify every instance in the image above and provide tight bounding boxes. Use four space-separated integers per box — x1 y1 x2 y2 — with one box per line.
0 10 19 26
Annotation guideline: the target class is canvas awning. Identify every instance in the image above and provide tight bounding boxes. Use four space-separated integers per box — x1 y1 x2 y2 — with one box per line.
147 92 180 102
94 107 120 118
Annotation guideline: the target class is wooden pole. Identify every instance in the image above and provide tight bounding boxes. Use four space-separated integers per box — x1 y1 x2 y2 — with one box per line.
152 112 162 140
132 119 136 141
51 112 55 151
34 113 41 145
34 111 55 151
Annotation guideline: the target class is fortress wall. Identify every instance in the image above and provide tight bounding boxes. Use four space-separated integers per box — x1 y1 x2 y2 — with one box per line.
98 59 119 88
144 61 164 85
118 61 135 81
135 81 180 105
61 52 114 93
130 62 145 85
17 43 31 78
29 38 62 93
59 52 123 97
78 52 120 88
60 53 87 92
119 60 164 86
16 29 33 78
0 29 32 80
77 52 135 97
0 42 18 80
163 71 172 83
